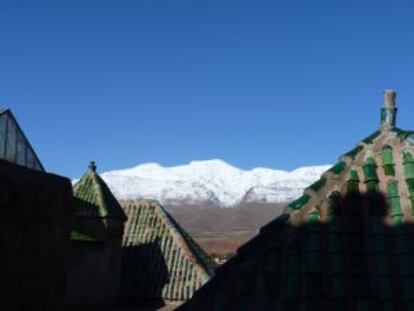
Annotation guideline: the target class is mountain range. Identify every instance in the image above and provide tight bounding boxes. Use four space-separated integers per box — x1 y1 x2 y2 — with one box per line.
97 159 331 208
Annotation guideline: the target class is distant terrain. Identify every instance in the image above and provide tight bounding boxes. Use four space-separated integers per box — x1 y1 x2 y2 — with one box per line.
83 159 329 256
167 203 286 256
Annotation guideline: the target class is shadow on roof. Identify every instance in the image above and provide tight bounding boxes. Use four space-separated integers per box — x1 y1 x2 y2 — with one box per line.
179 191 414 311
121 238 170 310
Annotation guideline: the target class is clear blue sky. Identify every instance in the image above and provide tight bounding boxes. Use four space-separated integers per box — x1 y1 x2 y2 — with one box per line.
1 0 414 178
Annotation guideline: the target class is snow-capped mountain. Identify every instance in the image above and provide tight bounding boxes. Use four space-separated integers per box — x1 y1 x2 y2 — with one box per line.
95 159 331 208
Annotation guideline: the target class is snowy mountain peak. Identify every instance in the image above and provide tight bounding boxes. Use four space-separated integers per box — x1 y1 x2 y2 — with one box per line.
96 160 331 208
189 159 232 167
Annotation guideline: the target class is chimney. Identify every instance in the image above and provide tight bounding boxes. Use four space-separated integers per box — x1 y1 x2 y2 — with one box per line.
381 90 397 128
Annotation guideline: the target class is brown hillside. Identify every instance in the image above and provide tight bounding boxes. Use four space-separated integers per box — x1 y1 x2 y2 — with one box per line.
167 203 286 255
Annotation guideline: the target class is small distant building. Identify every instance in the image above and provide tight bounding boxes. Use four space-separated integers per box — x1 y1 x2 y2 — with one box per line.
66 162 127 310
121 200 216 306
0 109 72 310
179 91 414 311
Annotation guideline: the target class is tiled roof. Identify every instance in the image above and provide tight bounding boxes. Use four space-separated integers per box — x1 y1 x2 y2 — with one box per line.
0 109 44 171
179 90 414 311
73 162 127 220
121 200 215 302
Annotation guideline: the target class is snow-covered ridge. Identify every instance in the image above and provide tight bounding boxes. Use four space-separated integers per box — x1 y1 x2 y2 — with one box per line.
93 159 331 208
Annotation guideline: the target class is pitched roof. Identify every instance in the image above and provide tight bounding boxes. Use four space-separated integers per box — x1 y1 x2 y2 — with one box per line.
179 90 414 311
73 162 127 220
121 200 215 302
0 109 44 171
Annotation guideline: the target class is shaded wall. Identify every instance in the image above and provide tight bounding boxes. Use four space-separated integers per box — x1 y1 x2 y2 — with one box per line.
66 218 124 310
0 160 72 310
66 237 123 310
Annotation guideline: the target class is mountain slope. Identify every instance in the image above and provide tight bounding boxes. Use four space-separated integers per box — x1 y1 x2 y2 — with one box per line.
98 159 330 208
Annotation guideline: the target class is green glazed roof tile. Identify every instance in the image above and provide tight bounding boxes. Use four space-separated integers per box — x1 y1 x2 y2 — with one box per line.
382 146 394 164
343 146 363 159
378 276 394 300
403 277 414 299
403 152 414 182
348 169 360 182
387 181 399 198
329 161 346 175
308 177 327 192
287 194 311 211
363 157 379 183
285 274 301 299
331 275 345 298
361 130 381 144
403 151 414 163
382 147 396 176
330 253 344 273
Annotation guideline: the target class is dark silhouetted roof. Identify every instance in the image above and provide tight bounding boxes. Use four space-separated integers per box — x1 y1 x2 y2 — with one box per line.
0 109 44 171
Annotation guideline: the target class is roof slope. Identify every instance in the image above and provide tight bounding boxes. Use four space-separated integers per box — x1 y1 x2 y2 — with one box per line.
121 200 215 302
179 90 414 311
73 162 127 220
0 109 44 171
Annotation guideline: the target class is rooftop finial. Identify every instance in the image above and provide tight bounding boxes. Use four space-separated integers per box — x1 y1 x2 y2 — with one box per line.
384 90 396 108
88 161 97 173
381 90 397 128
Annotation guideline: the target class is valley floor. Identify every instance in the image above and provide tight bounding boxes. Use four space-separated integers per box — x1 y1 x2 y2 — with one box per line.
169 203 285 256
